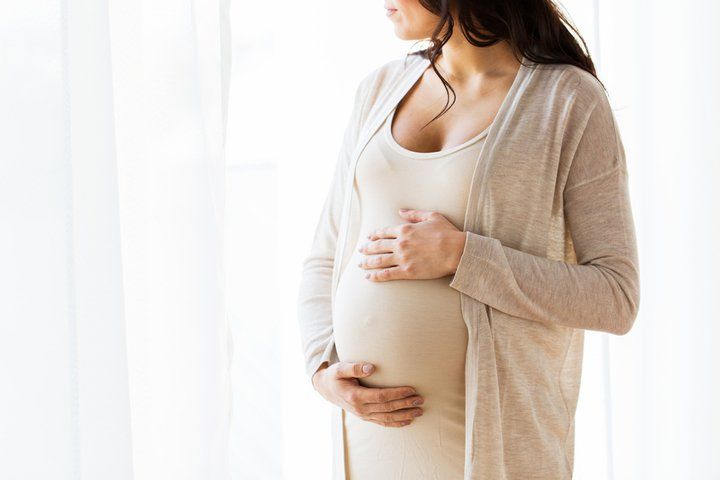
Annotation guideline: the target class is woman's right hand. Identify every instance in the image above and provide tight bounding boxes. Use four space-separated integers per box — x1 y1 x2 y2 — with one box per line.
312 361 424 428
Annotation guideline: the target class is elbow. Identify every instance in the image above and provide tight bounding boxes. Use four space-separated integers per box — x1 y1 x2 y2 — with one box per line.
614 312 636 336
594 258 640 336
613 281 640 336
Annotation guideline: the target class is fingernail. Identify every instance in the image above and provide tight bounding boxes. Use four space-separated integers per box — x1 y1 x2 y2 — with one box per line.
362 364 373 374
364 273 370 279
413 410 422 417
413 398 423 406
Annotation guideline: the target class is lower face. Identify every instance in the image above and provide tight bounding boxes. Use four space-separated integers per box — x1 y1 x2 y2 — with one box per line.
385 0 442 40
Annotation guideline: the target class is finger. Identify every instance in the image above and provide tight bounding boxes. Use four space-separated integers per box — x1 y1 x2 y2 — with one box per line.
344 385 417 412
362 408 424 424
366 224 403 240
358 238 394 255
335 361 375 379
367 418 413 428
362 394 424 414
365 266 406 282
360 385 417 404
358 253 397 270
397 208 433 222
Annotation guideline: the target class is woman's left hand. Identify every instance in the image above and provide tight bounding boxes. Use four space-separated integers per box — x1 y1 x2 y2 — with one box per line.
358 208 467 282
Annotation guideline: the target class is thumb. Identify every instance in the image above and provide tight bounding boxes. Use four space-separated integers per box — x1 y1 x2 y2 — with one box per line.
336 361 375 379
398 208 431 222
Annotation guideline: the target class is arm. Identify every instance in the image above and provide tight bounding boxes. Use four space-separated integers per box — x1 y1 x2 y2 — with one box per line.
297 76 371 382
448 90 640 335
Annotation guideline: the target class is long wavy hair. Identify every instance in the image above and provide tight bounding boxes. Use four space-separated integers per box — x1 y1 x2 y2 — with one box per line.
404 0 600 127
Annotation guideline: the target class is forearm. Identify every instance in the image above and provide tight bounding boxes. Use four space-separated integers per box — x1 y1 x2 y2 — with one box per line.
448 230 640 335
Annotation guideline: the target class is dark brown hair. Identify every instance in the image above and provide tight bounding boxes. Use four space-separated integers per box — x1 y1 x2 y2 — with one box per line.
404 0 600 126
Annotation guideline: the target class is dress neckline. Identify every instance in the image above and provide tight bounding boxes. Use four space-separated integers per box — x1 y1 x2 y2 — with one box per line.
383 106 489 160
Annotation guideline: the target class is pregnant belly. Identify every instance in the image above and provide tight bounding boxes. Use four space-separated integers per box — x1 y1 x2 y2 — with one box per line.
333 244 468 398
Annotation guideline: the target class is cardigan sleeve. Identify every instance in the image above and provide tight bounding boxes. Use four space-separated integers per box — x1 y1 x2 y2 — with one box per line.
448 89 640 335
296 76 371 382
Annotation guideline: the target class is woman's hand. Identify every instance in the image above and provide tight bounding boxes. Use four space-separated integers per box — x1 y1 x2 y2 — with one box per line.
312 361 425 428
358 208 466 282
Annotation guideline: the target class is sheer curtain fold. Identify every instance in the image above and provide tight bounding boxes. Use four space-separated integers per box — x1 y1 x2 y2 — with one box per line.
0 0 232 479
1 1 132 478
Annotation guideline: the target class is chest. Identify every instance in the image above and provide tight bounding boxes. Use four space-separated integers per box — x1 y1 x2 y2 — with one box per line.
354 113 485 232
390 71 513 154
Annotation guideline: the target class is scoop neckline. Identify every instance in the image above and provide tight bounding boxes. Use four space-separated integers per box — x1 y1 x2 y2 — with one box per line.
383 106 490 159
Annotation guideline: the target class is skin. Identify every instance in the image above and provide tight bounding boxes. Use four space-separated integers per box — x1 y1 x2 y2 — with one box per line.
313 0 522 427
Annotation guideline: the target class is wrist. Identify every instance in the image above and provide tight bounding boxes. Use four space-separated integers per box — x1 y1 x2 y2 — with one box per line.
447 230 467 275
312 362 329 391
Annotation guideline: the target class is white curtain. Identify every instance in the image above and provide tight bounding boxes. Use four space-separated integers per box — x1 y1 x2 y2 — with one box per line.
0 1 232 479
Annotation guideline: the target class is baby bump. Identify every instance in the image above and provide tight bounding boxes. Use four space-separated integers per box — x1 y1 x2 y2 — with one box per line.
333 240 468 397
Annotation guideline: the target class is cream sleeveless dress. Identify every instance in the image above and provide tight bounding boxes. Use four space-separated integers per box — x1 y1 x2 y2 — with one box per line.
332 105 489 480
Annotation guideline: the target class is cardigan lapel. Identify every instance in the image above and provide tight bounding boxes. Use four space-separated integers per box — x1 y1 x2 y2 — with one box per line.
460 55 532 235
330 54 430 302
457 58 536 480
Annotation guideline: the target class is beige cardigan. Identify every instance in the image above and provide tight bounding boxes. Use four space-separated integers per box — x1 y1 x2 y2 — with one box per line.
297 51 640 480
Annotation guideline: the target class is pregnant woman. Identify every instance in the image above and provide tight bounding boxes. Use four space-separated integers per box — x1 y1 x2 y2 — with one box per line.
297 1 640 479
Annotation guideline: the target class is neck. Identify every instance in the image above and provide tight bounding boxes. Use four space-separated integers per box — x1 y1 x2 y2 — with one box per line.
434 29 521 84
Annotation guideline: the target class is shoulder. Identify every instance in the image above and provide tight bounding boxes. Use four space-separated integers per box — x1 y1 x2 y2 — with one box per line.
363 49 427 83
540 65 624 186
347 51 427 128
525 61 608 110
355 50 427 100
